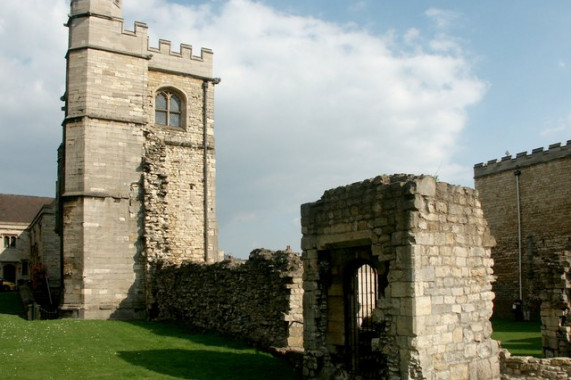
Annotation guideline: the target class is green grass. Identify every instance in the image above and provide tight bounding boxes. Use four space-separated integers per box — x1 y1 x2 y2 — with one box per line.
491 318 542 357
0 292 299 380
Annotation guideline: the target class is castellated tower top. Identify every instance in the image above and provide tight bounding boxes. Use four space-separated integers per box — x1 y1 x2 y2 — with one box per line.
71 0 122 19
67 0 214 78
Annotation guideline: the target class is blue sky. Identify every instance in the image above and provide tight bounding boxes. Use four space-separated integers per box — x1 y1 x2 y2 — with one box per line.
0 0 569 257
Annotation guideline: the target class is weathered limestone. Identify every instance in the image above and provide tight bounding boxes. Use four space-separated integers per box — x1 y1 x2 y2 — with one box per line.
301 174 500 379
534 244 571 358
500 350 571 379
59 0 220 319
152 249 304 351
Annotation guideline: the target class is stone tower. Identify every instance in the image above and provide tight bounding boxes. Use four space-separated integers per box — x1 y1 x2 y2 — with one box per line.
58 0 220 319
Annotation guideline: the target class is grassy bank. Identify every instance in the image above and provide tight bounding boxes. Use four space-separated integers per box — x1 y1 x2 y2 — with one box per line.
0 292 298 380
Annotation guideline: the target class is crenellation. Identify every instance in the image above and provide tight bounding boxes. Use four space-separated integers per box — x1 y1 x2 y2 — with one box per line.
474 140 571 178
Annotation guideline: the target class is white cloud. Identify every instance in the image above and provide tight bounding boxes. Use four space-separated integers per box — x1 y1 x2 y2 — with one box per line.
425 8 461 30
541 114 571 137
404 28 420 44
0 0 67 195
1 0 486 256
349 1 367 12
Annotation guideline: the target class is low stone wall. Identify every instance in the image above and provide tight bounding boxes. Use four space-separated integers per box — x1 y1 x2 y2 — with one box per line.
500 350 571 379
152 249 304 351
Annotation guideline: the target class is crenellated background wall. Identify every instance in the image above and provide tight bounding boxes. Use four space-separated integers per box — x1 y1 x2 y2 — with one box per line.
474 141 571 321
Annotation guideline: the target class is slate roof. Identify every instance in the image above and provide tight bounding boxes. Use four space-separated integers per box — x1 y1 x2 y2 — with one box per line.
0 194 55 224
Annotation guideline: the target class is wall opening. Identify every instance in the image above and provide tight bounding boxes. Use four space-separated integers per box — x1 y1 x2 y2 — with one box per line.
318 244 389 379
3 264 16 282
346 262 379 378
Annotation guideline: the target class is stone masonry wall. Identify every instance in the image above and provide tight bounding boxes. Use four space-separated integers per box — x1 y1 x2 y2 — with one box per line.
152 249 304 351
474 141 571 320
301 175 499 379
500 350 571 380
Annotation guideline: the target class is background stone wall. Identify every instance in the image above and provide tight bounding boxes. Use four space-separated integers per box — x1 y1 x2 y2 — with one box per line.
475 142 571 321
152 249 304 351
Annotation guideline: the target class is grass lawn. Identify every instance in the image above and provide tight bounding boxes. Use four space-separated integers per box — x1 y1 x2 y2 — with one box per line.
0 292 299 380
491 318 542 357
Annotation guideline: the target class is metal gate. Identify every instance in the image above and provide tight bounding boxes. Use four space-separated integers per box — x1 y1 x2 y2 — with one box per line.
346 263 379 378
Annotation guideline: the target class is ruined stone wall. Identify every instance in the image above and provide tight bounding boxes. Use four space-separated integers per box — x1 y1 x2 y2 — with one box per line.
535 245 571 358
302 175 500 379
500 350 571 379
143 70 219 266
152 249 303 351
474 142 571 320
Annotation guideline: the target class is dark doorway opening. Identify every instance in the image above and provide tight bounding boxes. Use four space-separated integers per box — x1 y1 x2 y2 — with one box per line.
3 264 16 283
345 261 381 378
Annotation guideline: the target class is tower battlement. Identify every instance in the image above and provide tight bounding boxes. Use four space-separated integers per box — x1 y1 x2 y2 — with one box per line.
68 1 213 78
474 140 571 178
148 39 213 78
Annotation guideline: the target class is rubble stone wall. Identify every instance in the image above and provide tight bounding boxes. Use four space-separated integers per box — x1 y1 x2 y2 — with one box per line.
500 350 571 379
152 249 304 351
535 245 571 357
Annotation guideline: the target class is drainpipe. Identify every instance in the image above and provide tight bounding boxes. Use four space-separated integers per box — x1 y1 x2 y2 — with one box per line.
202 77 220 262
515 167 522 302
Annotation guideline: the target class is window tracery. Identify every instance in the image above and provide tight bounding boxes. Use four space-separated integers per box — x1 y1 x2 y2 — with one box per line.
155 90 183 128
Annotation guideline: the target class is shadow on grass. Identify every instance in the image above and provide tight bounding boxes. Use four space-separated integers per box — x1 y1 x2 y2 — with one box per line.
125 320 259 350
118 320 300 379
505 336 542 347
492 318 542 357
118 349 297 380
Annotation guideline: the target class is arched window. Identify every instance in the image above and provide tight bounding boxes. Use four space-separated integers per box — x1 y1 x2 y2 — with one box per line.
155 90 183 128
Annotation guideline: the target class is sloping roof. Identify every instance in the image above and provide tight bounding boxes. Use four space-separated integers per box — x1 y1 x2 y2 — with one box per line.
0 194 55 224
